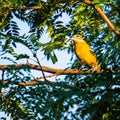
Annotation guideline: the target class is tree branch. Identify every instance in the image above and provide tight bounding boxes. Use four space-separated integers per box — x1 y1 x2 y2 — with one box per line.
0 62 91 74
0 76 88 95
0 62 118 75
81 0 120 36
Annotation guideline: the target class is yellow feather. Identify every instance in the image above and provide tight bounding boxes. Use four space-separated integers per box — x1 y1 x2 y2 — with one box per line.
71 35 100 71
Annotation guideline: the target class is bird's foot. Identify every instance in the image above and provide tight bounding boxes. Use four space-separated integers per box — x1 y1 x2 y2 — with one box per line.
91 66 101 73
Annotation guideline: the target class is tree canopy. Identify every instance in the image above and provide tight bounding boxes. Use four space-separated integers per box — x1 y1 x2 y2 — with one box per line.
0 0 120 119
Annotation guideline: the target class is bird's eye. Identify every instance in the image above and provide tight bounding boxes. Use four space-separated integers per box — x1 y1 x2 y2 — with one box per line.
76 35 80 38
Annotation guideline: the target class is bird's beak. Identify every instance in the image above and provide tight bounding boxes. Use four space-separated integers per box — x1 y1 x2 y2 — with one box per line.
70 36 75 41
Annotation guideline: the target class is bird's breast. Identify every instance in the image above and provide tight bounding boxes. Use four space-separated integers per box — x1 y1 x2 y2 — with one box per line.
74 42 98 66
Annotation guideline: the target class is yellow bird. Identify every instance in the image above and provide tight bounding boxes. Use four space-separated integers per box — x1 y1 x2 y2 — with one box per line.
71 34 100 72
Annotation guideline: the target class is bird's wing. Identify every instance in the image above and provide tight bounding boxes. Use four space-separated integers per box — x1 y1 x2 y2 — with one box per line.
89 48 96 57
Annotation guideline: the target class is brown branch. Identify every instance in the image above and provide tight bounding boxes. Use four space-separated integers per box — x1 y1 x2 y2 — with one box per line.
8 6 43 11
95 7 120 35
0 75 88 95
0 62 118 75
2 78 54 87
0 90 10 95
0 64 118 95
0 76 70 95
0 80 55 95
36 73 59 80
81 0 120 36
1 0 70 15
0 74 59 94
0 62 91 75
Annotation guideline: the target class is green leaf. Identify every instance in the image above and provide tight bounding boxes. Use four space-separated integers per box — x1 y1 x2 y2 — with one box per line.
51 52 58 64
16 54 29 60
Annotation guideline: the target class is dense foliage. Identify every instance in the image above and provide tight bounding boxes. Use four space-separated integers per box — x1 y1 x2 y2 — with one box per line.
0 0 120 119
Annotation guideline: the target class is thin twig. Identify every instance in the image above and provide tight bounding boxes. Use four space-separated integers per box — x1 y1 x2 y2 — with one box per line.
34 54 47 81
2 70 4 80
36 73 59 80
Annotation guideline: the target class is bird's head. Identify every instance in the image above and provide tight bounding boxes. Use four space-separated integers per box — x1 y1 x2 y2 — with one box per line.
71 34 84 43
